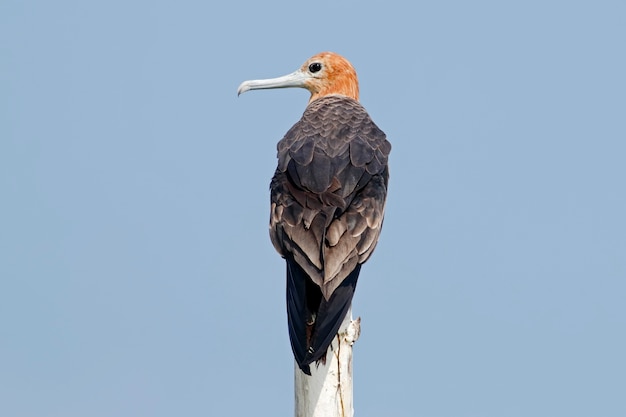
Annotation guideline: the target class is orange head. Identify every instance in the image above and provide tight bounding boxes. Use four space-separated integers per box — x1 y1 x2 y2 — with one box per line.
237 52 359 103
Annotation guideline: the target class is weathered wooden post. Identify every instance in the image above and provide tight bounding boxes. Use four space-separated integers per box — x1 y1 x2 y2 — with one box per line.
295 310 360 417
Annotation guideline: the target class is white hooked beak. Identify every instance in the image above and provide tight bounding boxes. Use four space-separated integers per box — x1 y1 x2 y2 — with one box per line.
237 70 310 96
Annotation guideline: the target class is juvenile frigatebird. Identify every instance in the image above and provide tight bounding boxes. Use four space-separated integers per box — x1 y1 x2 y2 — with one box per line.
238 52 391 374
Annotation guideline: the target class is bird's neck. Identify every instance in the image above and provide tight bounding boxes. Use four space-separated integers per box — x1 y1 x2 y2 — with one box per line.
309 80 359 103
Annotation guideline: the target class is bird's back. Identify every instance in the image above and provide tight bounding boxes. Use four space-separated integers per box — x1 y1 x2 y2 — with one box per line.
269 95 391 373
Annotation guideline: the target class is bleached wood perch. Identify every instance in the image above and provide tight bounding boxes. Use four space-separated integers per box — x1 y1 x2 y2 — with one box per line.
295 308 361 417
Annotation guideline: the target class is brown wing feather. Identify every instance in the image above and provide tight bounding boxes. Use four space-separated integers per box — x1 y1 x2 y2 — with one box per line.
270 96 390 300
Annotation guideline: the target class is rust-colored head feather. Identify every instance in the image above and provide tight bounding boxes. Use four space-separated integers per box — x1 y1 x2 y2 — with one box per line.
299 52 359 103
238 52 360 104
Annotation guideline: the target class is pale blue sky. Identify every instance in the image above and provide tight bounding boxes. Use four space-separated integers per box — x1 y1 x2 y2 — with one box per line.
2 1 625 416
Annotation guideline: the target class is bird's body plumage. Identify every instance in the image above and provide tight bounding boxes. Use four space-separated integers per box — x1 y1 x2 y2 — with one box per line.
238 52 390 374
270 96 390 373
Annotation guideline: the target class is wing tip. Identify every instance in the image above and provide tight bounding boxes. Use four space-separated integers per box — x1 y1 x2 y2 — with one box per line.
298 362 312 375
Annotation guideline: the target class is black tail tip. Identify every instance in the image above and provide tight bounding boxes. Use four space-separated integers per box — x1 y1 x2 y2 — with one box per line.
299 363 311 375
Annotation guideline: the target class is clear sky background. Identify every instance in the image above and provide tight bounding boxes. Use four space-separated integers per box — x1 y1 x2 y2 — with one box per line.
2 1 625 416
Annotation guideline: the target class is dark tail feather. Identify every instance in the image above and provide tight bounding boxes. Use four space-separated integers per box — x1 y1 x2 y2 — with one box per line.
286 259 310 372
286 258 360 375
304 264 360 368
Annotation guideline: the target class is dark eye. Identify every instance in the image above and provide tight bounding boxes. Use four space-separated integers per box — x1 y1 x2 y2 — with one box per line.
308 62 322 73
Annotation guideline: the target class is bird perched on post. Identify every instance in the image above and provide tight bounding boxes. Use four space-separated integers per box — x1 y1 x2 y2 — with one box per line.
238 52 391 375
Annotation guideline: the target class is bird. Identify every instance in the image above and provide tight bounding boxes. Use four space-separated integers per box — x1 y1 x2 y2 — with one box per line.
238 52 391 375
